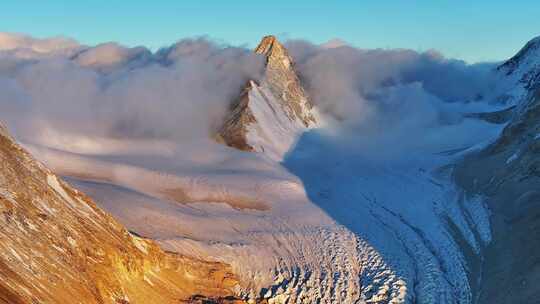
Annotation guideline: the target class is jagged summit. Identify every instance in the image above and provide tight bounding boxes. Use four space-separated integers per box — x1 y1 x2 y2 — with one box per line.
498 35 540 74
256 35 317 126
493 35 540 105
254 35 281 55
217 35 318 159
497 36 540 92
254 35 293 66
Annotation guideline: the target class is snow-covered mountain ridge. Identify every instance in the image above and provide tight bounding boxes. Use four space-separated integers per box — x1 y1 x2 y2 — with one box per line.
218 36 319 160
2 32 540 304
456 59 540 303
495 36 540 106
25 36 501 303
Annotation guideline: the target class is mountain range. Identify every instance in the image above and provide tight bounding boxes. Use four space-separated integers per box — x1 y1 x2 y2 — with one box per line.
1 34 540 303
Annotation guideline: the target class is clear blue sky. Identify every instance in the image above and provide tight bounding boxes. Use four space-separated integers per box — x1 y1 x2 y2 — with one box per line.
1 1 539 63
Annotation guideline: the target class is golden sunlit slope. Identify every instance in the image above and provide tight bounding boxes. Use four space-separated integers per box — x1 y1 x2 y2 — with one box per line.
0 123 243 304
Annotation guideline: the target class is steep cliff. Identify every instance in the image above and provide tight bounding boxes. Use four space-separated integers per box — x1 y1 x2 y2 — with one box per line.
218 36 318 159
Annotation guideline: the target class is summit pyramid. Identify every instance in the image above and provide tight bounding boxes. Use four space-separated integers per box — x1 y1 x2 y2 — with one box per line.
217 35 318 160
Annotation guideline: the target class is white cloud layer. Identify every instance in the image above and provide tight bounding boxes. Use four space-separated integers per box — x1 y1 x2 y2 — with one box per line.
0 33 265 147
0 33 501 159
0 32 82 57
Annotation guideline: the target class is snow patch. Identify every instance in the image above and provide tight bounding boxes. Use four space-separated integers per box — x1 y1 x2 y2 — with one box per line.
244 82 309 161
506 151 519 164
47 174 76 206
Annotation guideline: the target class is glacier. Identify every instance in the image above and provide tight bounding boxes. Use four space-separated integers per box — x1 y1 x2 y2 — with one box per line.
20 106 504 303
4 32 540 303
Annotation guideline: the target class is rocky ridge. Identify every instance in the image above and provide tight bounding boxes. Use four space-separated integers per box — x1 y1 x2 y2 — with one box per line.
495 36 540 105
218 36 318 158
456 36 540 304
253 35 317 127
456 89 540 304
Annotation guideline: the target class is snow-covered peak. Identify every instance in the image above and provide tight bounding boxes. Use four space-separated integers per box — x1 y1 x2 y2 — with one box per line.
498 37 540 89
498 36 540 77
218 35 320 159
492 35 540 106
254 35 318 126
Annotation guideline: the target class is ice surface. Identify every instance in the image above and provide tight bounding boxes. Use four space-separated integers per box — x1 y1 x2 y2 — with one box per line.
0 32 529 303
22 110 503 303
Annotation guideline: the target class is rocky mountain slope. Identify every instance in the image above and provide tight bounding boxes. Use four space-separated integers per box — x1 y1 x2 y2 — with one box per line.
218 36 318 160
455 37 540 303
495 36 540 105
0 123 241 304
5 32 540 304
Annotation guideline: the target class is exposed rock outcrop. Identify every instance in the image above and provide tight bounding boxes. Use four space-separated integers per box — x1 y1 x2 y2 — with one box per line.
498 36 540 81
0 123 242 303
456 49 540 303
218 36 318 159
253 35 317 127
495 36 540 105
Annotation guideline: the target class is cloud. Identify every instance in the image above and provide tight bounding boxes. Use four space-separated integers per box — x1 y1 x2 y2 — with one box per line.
0 32 82 58
0 34 265 146
283 40 502 159
0 33 501 162
73 42 152 72
320 38 348 49
286 40 498 129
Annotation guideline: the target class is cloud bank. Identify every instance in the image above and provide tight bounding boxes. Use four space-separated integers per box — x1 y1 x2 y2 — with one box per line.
283 40 501 157
0 34 264 148
0 33 501 160
287 40 498 127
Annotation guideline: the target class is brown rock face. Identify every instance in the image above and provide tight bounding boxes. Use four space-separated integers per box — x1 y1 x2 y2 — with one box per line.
218 82 258 152
0 124 241 303
218 35 317 153
254 35 316 126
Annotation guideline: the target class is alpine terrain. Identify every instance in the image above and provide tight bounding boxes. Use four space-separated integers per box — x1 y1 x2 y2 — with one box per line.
217 35 319 160
0 123 242 303
1 32 540 304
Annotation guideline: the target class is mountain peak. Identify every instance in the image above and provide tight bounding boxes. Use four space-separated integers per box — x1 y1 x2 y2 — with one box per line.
217 35 318 159
497 35 540 101
254 35 282 56
499 35 540 75
254 35 294 69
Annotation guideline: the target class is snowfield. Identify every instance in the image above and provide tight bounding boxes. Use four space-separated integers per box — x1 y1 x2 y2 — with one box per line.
23 112 503 303
5 31 539 303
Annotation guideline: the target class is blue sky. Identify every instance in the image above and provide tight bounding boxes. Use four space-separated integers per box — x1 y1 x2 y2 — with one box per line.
1 0 539 63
